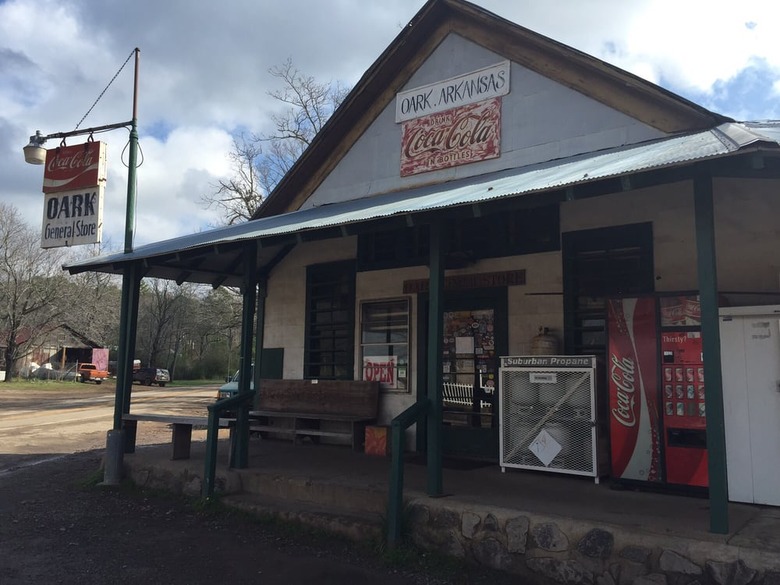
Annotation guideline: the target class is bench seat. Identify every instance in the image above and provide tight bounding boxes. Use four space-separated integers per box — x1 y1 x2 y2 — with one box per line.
248 410 374 450
248 379 380 452
122 413 234 460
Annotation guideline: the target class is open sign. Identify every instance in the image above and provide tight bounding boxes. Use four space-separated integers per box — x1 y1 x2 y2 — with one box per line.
363 356 397 389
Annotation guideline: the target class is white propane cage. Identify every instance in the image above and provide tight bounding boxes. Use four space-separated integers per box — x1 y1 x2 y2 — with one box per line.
499 355 601 482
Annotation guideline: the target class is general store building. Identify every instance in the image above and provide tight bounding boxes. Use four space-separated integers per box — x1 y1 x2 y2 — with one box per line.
68 0 780 539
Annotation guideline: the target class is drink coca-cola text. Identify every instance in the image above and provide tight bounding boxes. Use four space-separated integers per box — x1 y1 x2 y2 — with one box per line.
403 109 496 159
46 148 95 173
610 353 637 427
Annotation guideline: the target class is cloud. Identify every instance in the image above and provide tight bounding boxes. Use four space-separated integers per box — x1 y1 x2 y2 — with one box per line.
2 0 779 247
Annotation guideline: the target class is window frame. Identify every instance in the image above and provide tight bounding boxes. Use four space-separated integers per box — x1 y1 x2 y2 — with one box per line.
359 297 411 393
303 260 356 380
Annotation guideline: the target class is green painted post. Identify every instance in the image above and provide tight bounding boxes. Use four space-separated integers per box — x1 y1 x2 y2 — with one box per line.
202 409 220 498
693 170 729 534
234 242 257 469
387 419 406 546
113 269 132 431
121 262 141 417
426 221 444 497
103 50 141 485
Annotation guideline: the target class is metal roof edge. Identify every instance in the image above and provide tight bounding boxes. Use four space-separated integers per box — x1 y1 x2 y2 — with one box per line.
66 122 778 275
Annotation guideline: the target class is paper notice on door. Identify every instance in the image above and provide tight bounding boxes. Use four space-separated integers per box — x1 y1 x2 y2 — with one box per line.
751 321 771 340
455 336 474 355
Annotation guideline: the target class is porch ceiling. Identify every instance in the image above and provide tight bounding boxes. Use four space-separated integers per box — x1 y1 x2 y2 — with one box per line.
64 122 780 288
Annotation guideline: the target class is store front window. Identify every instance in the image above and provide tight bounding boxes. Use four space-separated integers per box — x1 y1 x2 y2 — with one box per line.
304 261 355 380
360 298 410 392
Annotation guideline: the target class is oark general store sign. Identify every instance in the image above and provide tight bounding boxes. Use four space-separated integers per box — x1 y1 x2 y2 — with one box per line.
40 141 106 248
397 61 509 177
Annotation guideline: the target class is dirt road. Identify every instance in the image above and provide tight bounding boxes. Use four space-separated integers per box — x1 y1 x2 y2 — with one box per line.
0 384 215 472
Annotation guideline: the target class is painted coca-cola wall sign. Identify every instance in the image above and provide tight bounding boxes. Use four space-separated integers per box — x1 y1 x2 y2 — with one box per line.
42 141 106 194
400 97 501 177
607 297 662 483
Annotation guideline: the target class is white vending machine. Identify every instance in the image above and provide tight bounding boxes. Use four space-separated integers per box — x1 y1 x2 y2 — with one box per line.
499 355 602 481
720 305 780 506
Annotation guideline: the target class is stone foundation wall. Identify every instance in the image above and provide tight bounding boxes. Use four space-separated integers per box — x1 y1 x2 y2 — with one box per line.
407 498 780 585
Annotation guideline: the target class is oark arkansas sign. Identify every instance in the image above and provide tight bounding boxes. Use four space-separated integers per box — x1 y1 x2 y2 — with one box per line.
41 141 106 248
397 61 509 177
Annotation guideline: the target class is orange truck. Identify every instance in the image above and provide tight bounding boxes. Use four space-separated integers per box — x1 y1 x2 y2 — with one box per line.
78 363 110 384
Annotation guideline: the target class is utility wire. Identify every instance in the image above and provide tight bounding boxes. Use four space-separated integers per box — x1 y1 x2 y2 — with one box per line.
74 49 136 131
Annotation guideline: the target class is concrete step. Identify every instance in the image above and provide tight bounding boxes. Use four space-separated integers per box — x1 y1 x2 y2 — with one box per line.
221 492 384 542
237 469 388 516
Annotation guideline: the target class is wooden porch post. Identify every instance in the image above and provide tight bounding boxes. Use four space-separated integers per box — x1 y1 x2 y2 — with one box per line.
693 169 729 534
427 221 444 496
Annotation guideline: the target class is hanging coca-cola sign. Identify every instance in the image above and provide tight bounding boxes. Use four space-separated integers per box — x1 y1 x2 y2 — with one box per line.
42 141 106 194
40 141 106 248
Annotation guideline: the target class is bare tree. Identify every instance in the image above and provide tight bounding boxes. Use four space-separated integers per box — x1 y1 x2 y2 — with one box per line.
204 59 350 225
64 244 122 347
136 278 190 369
204 134 264 225
0 203 71 380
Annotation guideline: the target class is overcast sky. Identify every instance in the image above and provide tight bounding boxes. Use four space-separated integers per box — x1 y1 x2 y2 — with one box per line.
2 0 778 250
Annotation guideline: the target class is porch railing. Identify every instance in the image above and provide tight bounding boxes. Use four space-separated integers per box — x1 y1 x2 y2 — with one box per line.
202 390 256 498
387 398 430 547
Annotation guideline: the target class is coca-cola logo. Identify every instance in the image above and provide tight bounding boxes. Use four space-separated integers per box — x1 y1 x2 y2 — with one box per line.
43 142 104 194
46 147 96 174
610 353 637 427
400 98 500 177
403 109 497 159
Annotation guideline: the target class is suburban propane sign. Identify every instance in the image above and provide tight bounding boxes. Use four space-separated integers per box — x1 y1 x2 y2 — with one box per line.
40 141 106 248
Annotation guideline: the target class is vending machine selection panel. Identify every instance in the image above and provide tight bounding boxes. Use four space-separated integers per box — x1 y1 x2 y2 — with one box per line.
660 328 708 488
661 332 706 430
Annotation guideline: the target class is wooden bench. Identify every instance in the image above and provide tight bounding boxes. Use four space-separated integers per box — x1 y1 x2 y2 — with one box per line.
123 413 235 460
248 379 379 451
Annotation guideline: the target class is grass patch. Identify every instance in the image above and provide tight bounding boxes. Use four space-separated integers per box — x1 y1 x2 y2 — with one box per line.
167 379 222 388
78 467 107 488
0 378 223 392
0 379 86 392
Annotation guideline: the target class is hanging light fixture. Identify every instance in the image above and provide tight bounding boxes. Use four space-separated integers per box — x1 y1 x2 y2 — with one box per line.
23 131 47 165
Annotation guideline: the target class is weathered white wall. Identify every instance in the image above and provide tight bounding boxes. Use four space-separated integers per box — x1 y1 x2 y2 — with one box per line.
713 179 780 293
561 181 697 292
560 179 780 295
303 34 664 209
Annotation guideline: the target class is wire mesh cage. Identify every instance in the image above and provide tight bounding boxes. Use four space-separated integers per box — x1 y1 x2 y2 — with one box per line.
499 357 599 479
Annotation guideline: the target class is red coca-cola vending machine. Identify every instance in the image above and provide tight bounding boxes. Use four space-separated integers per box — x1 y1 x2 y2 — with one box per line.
606 296 663 485
607 294 708 490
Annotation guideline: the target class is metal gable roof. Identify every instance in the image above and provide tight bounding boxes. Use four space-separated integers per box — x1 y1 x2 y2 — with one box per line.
65 122 780 286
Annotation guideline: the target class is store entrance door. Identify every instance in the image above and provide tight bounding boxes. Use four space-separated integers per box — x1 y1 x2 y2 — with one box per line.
419 289 507 461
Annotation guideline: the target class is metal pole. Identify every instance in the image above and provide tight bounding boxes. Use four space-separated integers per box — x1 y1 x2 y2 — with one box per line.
104 48 140 485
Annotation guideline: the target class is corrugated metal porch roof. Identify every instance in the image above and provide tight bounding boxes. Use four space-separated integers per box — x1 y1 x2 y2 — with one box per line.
65 122 780 286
